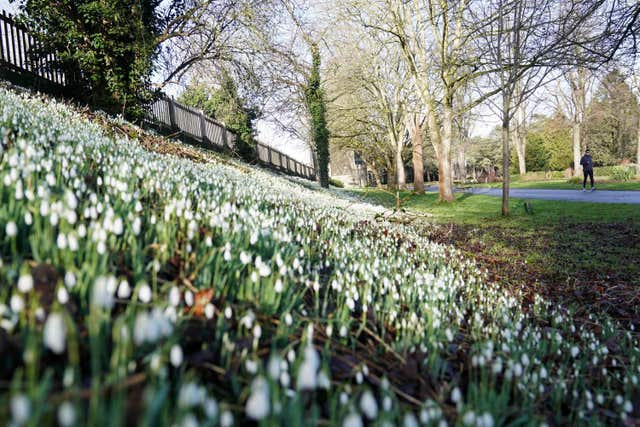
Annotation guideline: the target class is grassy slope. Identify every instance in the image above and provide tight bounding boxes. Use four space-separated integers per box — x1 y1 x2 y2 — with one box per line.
1 89 639 426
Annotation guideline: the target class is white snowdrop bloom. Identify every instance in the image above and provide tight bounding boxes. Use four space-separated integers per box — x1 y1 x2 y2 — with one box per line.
240 251 252 265
220 410 234 427
623 400 633 413
170 344 184 367
24 211 33 225
297 359 317 390
224 306 232 319
56 233 67 249
178 382 205 408
138 282 152 303
132 217 141 235
343 413 363 427
250 271 259 283
451 387 462 404
253 324 262 339
223 248 231 261
92 276 116 309
57 401 75 427
267 355 282 379
169 286 181 306
360 390 378 419
64 271 76 288
280 371 291 387
317 370 331 390
274 278 283 293
462 411 475 426
185 290 194 307
445 328 454 342
246 376 270 420
11 393 30 426
117 280 131 299
383 396 392 411
204 397 218 419
35 307 45 322
205 303 215 319
246 359 258 374
340 325 348 337
255 257 271 277
17 274 34 293
355 371 363 384
402 412 419 427
571 346 580 358
57 287 70 304
5 221 17 237
10 294 25 313
284 312 293 326
44 312 67 354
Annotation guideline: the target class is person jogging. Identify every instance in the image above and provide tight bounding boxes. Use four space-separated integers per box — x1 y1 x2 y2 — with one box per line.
580 148 595 192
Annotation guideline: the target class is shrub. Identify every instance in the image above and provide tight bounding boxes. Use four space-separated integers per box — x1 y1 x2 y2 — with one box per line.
329 177 344 188
611 166 634 182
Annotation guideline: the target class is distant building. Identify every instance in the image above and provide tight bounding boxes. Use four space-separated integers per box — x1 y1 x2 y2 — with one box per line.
329 147 368 187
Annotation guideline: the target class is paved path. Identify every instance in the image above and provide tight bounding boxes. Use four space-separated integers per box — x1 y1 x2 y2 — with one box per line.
456 187 640 204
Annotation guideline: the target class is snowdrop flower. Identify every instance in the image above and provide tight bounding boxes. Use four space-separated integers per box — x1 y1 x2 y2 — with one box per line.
342 413 363 427
11 393 30 426
185 291 194 307
117 280 131 299
205 303 215 319
169 286 181 306
224 306 232 319
92 276 116 309
17 274 33 293
317 370 331 390
220 410 234 427
57 287 69 304
403 413 419 427
44 312 67 354
5 221 17 237
360 390 378 419
132 217 142 235
274 278 283 293
57 401 75 427
245 376 270 420
203 397 218 419
170 344 184 367
451 387 462 404
10 294 24 313
64 271 76 288
571 346 580 358
138 282 152 303
284 312 293 326
240 251 252 265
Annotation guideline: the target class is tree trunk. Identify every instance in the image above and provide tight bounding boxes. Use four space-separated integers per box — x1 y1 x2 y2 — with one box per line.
411 121 425 194
573 122 582 177
395 135 406 190
502 91 512 216
637 111 640 176
512 115 527 175
439 105 455 202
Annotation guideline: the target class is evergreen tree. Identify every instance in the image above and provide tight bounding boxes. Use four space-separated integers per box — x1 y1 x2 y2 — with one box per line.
19 0 161 118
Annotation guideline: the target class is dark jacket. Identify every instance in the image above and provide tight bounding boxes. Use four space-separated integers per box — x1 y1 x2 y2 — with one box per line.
580 154 593 171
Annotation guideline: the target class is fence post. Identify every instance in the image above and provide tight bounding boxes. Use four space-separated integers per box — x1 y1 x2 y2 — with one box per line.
267 146 272 165
168 97 177 132
199 111 208 145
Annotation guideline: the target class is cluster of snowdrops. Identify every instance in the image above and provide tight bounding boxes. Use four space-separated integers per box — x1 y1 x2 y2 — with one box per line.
0 88 638 426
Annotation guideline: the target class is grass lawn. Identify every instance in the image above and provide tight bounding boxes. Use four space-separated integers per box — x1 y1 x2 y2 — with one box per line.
349 187 640 323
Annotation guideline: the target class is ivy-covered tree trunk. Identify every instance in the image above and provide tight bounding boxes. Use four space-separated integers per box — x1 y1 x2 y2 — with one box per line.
304 44 330 188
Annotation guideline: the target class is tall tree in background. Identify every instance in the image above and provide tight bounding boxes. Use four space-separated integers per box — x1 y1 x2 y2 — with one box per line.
19 0 161 117
585 69 639 165
631 67 640 175
304 44 330 188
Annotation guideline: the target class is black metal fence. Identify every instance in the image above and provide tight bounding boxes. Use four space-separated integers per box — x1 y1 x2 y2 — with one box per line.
0 11 67 86
0 10 316 181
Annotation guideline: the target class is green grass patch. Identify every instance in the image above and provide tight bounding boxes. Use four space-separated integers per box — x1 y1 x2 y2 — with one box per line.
349 188 640 227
